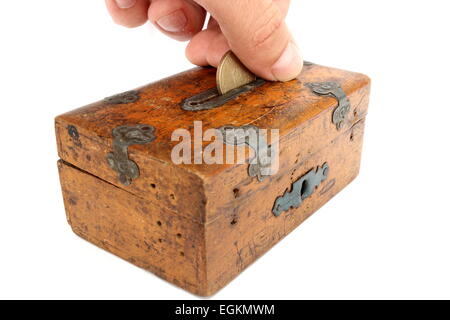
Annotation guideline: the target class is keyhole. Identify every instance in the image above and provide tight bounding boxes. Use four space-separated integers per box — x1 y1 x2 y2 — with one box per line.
300 180 309 198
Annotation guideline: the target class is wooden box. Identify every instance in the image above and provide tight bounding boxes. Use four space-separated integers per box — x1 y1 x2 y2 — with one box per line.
55 62 370 296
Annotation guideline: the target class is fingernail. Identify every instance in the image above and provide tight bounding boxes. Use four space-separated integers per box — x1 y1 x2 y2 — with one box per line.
156 10 187 33
115 0 136 9
271 42 303 82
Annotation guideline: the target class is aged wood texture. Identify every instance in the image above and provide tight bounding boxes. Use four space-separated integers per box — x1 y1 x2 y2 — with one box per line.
204 120 366 295
58 160 208 295
56 63 371 296
56 64 370 223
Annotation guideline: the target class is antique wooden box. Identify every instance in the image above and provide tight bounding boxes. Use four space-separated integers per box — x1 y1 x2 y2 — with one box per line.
55 62 370 296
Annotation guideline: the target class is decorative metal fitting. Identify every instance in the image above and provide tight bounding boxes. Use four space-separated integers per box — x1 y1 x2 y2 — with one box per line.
106 124 156 186
272 163 329 216
104 90 140 105
182 79 265 111
218 125 273 182
306 82 350 130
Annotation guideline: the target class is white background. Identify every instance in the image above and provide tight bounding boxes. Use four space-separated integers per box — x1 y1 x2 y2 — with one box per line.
1 0 449 300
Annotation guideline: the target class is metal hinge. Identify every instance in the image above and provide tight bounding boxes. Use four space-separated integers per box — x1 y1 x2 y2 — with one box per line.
306 82 350 130
218 125 273 182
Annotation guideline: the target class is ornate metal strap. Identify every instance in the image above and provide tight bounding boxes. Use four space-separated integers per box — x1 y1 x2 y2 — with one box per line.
306 82 350 130
218 125 273 182
272 163 329 216
106 124 156 186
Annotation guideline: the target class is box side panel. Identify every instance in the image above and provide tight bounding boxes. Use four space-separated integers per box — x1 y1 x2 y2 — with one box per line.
57 161 207 296
204 119 366 295
56 121 207 224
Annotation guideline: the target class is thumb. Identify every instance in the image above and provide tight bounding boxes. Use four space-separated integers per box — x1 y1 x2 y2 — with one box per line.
195 0 302 81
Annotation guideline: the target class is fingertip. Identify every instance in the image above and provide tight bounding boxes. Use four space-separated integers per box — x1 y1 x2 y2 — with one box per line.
185 30 211 66
194 0 299 82
155 10 188 33
115 0 137 9
185 46 208 66
148 0 206 42
270 42 303 82
206 33 230 67
105 0 149 28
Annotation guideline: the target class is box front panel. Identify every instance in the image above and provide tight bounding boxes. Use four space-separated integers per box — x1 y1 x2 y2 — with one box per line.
203 79 370 222
204 119 366 295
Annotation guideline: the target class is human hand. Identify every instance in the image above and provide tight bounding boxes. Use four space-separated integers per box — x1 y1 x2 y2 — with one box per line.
105 0 302 81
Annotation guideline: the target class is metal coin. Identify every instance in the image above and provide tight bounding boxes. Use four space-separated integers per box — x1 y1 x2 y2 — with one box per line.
216 51 256 95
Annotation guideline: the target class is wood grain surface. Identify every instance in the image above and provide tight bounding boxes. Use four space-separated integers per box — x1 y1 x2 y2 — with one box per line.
56 63 371 296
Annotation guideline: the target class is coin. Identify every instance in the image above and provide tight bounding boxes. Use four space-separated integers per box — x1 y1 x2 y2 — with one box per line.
216 51 256 95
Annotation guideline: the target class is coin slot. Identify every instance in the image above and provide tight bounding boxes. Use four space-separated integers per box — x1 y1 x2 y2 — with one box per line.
186 90 220 108
182 79 265 111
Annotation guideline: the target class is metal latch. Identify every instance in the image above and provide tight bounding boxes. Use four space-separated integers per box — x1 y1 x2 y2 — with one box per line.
272 163 329 216
306 82 350 130
106 124 156 186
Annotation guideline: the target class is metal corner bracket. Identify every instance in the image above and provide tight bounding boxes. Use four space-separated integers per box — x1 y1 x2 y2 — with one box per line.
306 82 350 130
218 125 273 182
106 124 156 186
